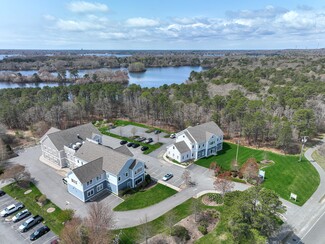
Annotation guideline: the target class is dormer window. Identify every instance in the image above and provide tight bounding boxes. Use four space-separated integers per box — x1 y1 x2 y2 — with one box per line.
125 172 128 177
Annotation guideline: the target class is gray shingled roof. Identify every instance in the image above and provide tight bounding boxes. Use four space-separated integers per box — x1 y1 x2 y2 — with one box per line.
74 141 131 175
184 131 195 143
72 157 104 184
174 141 190 154
186 121 223 143
47 123 100 151
114 145 134 157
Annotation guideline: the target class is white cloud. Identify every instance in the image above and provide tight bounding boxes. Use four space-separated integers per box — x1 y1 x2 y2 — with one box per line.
125 17 159 27
67 1 109 13
56 19 104 31
43 15 56 21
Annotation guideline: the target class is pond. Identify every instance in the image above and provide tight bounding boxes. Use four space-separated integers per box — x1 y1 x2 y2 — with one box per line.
0 66 203 89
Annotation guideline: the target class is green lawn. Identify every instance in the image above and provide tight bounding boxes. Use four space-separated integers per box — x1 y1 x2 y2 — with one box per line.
114 183 177 211
3 182 72 235
115 198 205 243
196 142 320 206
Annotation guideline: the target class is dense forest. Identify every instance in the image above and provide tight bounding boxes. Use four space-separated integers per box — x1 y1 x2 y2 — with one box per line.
0 53 324 153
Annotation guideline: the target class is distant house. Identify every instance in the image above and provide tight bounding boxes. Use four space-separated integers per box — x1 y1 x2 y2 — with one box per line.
67 141 145 202
166 121 223 163
40 123 145 202
40 123 102 168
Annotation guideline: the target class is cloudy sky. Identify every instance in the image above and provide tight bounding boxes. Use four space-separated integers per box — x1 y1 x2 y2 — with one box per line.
0 0 324 49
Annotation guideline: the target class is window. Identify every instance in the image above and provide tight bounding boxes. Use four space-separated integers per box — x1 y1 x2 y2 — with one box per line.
71 179 78 184
192 145 194 148
203 144 205 147
173 146 175 149
87 189 94 197
118 177 121 181
199 145 200 148
97 184 103 192
96 175 101 181
86 179 93 186
135 168 142 174
125 172 128 177
135 177 143 185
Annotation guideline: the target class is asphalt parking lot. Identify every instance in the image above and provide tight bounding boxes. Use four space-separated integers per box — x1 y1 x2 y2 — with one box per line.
0 193 57 244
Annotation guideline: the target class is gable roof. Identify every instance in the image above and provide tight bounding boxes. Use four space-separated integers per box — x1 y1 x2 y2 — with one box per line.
114 145 134 157
74 141 131 175
46 123 100 151
186 121 223 143
72 157 104 184
174 141 191 154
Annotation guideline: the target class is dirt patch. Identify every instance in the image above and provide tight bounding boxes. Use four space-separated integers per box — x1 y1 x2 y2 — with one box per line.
47 207 55 213
207 83 246 97
24 189 32 195
176 214 204 243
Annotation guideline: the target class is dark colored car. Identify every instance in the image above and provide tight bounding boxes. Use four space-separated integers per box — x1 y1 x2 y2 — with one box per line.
141 146 149 151
30 225 50 241
120 140 128 145
144 138 153 144
12 209 31 223
0 190 5 197
154 130 161 134
127 142 134 147
19 215 44 232
132 143 140 148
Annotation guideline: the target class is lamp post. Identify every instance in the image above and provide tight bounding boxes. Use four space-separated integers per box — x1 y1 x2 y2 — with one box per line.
299 136 308 162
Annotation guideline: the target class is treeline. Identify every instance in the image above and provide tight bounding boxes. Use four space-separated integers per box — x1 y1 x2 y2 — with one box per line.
0 55 324 153
0 54 202 71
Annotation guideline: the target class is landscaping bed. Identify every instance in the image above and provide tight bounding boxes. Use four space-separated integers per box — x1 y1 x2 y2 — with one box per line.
3 182 73 234
114 183 177 211
196 142 320 206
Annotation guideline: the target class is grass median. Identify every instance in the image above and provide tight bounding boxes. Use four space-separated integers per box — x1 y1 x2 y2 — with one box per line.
114 183 177 211
3 182 72 235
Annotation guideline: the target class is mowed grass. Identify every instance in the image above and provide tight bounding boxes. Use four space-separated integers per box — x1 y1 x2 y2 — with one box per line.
196 142 320 206
312 150 325 171
114 183 177 211
3 182 70 234
115 198 207 243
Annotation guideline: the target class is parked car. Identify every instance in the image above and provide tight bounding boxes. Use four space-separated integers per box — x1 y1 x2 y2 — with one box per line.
19 215 44 232
0 202 24 217
170 133 176 139
141 146 149 151
144 138 153 144
135 136 146 142
154 130 161 134
12 209 31 223
132 143 140 148
120 140 128 145
162 173 173 181
0 190 5 197
127 142 134 147
30 225 50 241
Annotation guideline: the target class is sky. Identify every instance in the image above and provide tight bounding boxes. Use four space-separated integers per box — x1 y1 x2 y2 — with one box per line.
0 0 325 50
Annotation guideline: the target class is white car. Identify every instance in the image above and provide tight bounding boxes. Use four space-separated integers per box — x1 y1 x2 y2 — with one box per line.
0 202 24 217
162 173 173 181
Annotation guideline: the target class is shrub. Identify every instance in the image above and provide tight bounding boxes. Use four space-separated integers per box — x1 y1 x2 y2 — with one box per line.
145 174 151 184
171 225 190 241
238 172 243 179
198 225 208 235
58 209 74 222
207 193 224 204
38 194 48 206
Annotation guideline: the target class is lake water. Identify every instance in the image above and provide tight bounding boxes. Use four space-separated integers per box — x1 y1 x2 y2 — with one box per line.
0 66 203 89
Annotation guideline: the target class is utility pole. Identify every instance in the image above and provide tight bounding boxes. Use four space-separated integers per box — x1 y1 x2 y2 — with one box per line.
299 136 308 162
235 140 240 164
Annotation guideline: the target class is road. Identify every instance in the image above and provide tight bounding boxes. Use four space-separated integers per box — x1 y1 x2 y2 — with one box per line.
301 209 325 244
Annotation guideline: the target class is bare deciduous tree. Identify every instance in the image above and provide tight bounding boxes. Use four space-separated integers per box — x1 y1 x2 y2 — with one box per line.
182 169 192 187
84 202 115 244
191 200 202 222
138 214 153 244
131 127 137 137
60 217 83 244
0 164 31 185
0 139 8 162
214 173 235 198
164 212 176 236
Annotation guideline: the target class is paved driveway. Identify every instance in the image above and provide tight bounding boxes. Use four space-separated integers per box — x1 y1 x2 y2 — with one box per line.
0 193 57 244
9 146 123 218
